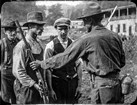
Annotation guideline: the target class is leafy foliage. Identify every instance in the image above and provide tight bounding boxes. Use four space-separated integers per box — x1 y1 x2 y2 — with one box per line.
1 2 47 24
121 35 137 78
45 4 63 25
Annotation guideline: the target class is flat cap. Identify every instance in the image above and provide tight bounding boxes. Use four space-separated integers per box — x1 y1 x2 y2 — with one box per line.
54 17 71 28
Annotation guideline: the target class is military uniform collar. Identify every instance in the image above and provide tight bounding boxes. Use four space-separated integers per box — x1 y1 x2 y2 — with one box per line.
93 24 105 30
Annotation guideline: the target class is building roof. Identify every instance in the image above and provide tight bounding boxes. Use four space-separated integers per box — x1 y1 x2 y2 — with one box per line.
103 4 136 12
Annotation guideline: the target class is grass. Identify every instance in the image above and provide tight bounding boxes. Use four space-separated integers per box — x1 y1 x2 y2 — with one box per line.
77 35 137 104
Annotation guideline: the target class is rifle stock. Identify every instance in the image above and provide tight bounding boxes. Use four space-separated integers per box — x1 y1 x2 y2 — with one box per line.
15 20 49 104
105 5 118 26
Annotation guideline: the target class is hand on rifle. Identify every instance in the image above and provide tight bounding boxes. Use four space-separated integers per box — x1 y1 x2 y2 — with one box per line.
34 83 43 92
30 60 41 70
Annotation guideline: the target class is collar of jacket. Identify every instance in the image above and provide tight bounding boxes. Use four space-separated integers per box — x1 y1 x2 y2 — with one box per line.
92 24 105 31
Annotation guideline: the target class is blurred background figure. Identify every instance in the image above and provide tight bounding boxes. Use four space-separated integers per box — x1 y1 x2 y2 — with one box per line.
0 20 19 104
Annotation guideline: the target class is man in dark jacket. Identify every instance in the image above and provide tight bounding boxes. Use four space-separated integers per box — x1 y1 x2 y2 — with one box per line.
0 20 19 104
30 2 125 104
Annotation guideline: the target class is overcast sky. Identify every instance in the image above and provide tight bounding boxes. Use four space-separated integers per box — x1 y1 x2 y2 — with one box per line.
36 1 83 6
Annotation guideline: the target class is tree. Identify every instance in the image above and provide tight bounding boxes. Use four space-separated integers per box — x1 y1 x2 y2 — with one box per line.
1 2 46 24
69 3 85 20
45 4 63 25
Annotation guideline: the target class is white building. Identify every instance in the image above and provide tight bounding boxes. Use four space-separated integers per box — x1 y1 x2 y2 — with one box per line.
71 20 84 28
102 4 137 37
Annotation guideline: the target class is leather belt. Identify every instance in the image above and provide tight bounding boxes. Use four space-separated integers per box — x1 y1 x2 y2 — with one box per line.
66 73 78 80
52 73 78 80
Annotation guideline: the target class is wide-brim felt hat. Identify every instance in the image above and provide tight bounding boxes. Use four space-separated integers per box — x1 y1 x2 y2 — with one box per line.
77 2 108 19
54 17 71 28
23 11 46 27
1 20 17 28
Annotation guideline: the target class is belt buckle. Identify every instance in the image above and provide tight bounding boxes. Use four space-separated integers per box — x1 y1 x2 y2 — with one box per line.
66 75 72 80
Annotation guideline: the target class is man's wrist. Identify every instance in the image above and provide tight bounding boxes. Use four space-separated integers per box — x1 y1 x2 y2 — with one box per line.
29 80 36 87
48 88 54 91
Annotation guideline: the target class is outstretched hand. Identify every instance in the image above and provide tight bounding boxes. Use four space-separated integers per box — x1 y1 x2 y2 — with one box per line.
30 60 41 70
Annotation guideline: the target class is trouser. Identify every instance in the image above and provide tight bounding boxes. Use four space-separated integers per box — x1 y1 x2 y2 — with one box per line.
1 73 16 104
90 76 123 104
49 77 78 104
13 79 43 104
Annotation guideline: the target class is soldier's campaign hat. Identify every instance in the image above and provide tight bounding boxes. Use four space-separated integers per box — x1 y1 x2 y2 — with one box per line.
1 20 17 28
23 11 46 27
77 2 107 19
54 17 71 28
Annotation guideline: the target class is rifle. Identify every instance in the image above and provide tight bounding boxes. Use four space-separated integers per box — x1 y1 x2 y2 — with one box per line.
15 20 49 104
105 5 118 26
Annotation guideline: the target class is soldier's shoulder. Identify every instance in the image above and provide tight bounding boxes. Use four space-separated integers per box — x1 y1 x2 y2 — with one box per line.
106 28 119 36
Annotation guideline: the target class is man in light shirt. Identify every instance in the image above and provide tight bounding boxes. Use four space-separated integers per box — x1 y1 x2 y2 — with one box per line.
43 17 82 104
12 11 46 104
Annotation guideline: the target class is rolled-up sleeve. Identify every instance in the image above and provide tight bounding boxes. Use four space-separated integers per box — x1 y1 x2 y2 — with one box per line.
12 43 35 87
41 38 86 70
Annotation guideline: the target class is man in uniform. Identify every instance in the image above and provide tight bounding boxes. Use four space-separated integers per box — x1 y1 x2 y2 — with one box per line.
43 17 82 104
12 11 46 104
0 20 19 104
30 2 125 104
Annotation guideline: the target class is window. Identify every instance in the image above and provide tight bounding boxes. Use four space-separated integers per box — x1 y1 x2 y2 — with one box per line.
110 25 113 31
129 7 136 15
129 26 132 35
117 24 120 33
135 23 137 32
123 24 126 32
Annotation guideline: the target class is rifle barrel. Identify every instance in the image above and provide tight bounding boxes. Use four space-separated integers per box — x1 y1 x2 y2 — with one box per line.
105 5 118 26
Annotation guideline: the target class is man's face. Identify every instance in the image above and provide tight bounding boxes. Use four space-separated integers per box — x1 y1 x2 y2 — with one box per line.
5 28 17 40
29 24 44 39
83 17 92 33
33 24 44 36
56 26 69 40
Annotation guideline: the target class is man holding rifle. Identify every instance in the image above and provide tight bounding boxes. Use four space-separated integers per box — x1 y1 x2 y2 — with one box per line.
12 11 46 104
30 2 126 104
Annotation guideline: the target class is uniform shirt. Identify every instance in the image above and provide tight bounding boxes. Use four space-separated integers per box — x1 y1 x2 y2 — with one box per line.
12 35 43 87
41 25 125 76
